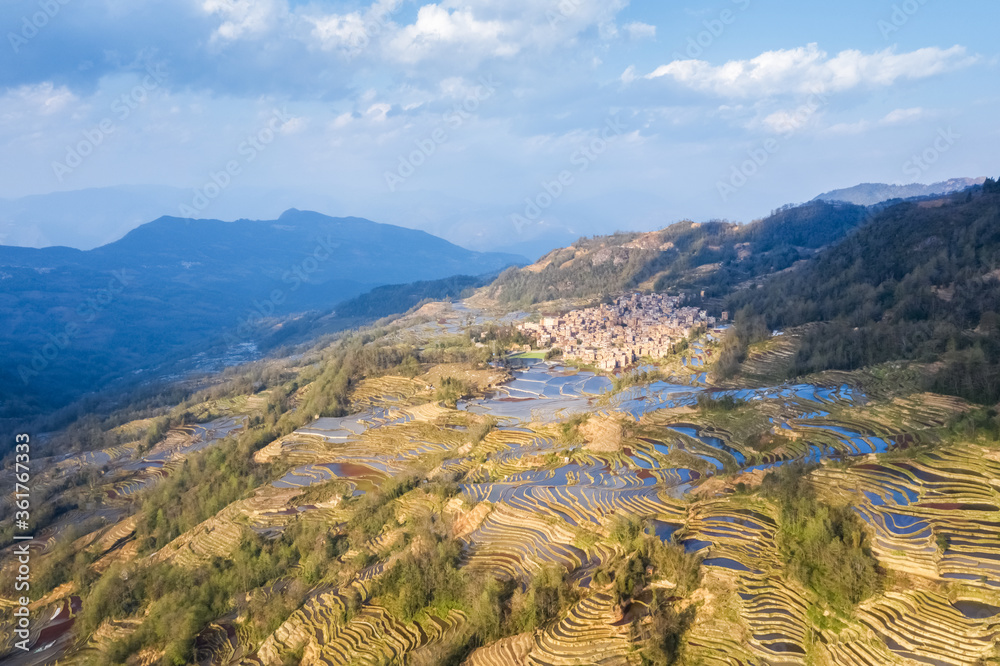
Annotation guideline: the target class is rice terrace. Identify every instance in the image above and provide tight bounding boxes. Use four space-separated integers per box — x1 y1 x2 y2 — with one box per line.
2 286 999 665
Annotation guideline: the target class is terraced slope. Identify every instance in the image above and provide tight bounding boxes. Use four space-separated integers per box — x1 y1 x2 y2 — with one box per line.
187 360 1000 665
5 301 1000 666
253 589 467 666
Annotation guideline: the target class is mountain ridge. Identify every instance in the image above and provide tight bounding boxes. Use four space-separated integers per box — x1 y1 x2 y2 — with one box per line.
3 209 525 271
812 177 986 206
487 199 872 306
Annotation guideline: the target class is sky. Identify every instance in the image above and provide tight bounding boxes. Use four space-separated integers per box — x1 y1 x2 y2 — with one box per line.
1 0 998 256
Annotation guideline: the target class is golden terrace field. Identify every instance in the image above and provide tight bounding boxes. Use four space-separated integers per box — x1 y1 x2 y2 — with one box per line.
0 303 998 666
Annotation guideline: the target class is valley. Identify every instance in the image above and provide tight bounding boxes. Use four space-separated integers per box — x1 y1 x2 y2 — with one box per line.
0 211 524 424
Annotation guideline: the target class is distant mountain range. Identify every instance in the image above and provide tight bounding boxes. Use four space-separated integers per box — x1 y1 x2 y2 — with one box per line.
3 178 985 263
812 177 986 206
0 210 524 420
0 185 671 260
4 176 991 422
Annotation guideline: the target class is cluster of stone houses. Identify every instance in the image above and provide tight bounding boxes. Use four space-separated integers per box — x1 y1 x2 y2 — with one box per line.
518 293 715 371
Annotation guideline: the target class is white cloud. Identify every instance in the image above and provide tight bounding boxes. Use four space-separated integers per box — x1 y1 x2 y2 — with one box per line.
825 120 871 135
0 83 76 122
330 112 353 130
761 103 930 136
365 102 392 122
761 109 814 134
278 116 306 134
624 21 656 40
386 5 516 63
379 0 626 65
757 92 828 134
438 76 484 99
310 13 369 50
308 0 403 53
643 44 977 98
202 0 285 41
824 107 927 135
197 0 632 67
881 107 924 124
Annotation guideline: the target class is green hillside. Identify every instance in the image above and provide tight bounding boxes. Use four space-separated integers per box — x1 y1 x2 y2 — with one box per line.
730 183 1000 403
489 200 869 306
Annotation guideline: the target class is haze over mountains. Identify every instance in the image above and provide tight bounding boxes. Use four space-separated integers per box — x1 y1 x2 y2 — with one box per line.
0 209 524 420
2 177 986 262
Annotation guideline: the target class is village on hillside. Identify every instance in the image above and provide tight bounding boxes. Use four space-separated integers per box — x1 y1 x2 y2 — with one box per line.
517 293 720 371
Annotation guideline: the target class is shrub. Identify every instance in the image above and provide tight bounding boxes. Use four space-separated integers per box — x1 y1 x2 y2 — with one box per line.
762 464 883 616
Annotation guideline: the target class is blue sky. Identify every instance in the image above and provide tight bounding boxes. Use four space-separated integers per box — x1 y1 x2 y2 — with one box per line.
1 0 997 254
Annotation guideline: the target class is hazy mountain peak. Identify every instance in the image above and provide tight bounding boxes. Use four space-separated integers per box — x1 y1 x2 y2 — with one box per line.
812 177 986 206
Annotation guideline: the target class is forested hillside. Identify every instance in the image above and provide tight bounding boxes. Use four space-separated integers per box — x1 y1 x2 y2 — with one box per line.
729 183 1000 402
334 275 488 320
489 200 868 305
